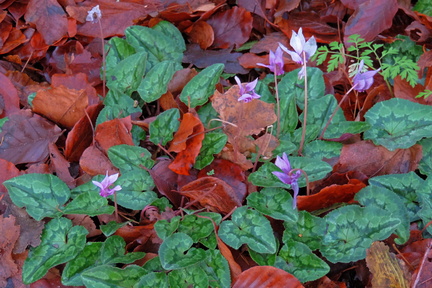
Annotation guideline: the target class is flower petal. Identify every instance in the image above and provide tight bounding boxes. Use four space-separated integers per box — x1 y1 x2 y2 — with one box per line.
304 36 317 60
244 78 258 92
272 171 292 185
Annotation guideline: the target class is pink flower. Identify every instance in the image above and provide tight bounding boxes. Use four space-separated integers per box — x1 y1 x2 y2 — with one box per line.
257 47 285 76
272 153 301 209
234 76 261 103
92 172 122 197
352 60 380 92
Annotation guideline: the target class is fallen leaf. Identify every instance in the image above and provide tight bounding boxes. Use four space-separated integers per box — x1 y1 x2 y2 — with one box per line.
180 177 242 214
168 112 205 175
64 103 104 162
366 241 410 288
149 159 182 207
0 214 20 288
232 266 304 288
95 116 134 154
343 0 398 45
183 44 249 74
207 6 253 49
186 21 214 49
0 71 20 117
217 237 242 283
24 0 68 44
51 73 99 105
335 141 422 177
297 179 366 212
0 159 20 194
32 85 88 129
198 159 247 203
48 143 75 189
0 109 63 165
79 145 119 176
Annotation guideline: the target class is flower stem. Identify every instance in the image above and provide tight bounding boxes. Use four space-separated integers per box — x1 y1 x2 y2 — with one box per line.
274 73 281 138
298 53 308 155
114 191 119 222
319 84 357 140
98 20 106 97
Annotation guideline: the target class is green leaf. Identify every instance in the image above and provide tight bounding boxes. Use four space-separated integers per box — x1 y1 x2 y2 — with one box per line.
419 138 432 176
248 249 276 266
138 61 179 103
194 132 228 169
278 240 330 282
283 210 326 251
23 218 88 284
108 144 154 172
96 89 141 125
168 265 209 288
100 221 128 237
289 157 333 186
364 98 432 150
321 205 400 263
105 37 136 76
149 108 180 145
279 67 325 110
218 206 276 254
303 140 342 160
414 0 432 16
106 51 147 95
4 174 70 221
248 162 291 189
159 232 207 270
177 215 215 243
247 188 298 222
368 172 423 222
355 186 410 245
114 171 157 210
63 190 115 216
135 272 168 288
201 249 231 288
125 22 184 71
180 63 224 107
63 236 145 286
416 178 432 235
277 81 298 134
197 102 220 129
81 265 146 288
155 216 181 240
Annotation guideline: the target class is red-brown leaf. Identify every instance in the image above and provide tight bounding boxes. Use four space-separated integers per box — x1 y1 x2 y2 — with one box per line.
180 177 242 214
206 6 253 49
168 112 205 175
94 116 134 154
232 266 304 288
0 109 62 165
24 0 68 44
0 71 19 117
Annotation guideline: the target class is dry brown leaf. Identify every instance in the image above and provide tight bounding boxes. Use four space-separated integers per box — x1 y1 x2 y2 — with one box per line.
366 241 410 288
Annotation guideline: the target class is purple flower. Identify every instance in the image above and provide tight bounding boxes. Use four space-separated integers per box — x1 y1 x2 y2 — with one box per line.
272 153 301 209
279 28 317 79
257 46 285 76
234 76 261 103
352 60 380 92
86 5 102 24
279 28 317 65
92 172 122 197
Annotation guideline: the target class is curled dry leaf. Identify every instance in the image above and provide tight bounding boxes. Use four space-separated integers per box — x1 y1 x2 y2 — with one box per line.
297 179 366 212
180 176 242 214
168 112 205 175
187 21 214 49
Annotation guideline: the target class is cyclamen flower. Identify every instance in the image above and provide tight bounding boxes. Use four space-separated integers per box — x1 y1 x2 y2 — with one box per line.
272 153 301 209
234 76 261 103
279 28 317 79
352 60 380 92
86 5 102 23
92 172 122 197
257 46 285 76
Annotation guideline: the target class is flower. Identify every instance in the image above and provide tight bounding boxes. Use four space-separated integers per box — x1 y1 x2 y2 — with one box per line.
234 76 261 103
86 5 102 24
279 28 317 79
352 60 380 92
92 172 122 197
257 46 285 76
272 153 301 208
